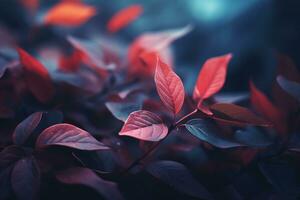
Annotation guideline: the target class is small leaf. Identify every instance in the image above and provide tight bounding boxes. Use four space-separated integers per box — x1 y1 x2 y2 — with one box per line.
56 167 124 200
58 49 83 72
250 81 285 133
107 4 143 33
277 76 300 102
210 103 271 127
193 54 232 105
184 118 243 148
154 58 185 115
11 156 40 200
119 110 168 141
146 160 212 199
17 48 54 103
43 2 96 27
36 123 109 150
13 112 43 145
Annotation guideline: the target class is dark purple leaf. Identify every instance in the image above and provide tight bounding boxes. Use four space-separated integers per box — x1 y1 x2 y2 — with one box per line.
56 167 124 200
36 123 109 150
13 112 43 145
11 156 40 200
146 160 212 199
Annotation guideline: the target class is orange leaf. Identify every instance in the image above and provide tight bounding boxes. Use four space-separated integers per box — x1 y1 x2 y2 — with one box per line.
107 4 143 33
193 54 232 106
43 2 96 27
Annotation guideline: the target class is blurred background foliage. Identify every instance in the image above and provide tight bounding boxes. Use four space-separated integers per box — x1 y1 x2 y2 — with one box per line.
0 0 299 92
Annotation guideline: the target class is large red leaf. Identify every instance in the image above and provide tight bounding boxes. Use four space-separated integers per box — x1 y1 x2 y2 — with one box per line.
210 103 271 127
154 58 185 115
43 1 96 27
119 110 168 141
250 81 285 133
193 54 232 106
17 48 54 103
107 4 143 33
36 123 109 150
128 25 192 77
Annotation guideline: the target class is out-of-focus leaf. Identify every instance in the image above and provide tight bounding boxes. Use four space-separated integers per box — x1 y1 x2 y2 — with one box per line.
105 95 145 122
11 156 40 200
146 160 212 199
67 36 115 71
107 4 143 33
43 1 96 27
128 25 192 77
36 123 109 150
154 58 185 115
277 76 300 102
210 103 272 127
56 167 124 200
193 54 232 106
119 110 168 141
13 112 43 145
250 81 286 133
58 49 83 72
0 146 26 170
17 48 54 103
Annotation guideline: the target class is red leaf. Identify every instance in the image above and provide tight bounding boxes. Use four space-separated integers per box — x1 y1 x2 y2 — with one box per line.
58 49 83 72
210 103 271 127
128 25 192 77
250 81 285 133
193 54 232 106
17 48 54 103
107 4 143 33
36 123 109 150
154 58 185 115
119 110 168 141
43 2 96 27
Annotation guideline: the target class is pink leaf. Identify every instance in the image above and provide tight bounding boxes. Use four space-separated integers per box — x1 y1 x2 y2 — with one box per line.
36 123 109 150
154 58 185 115
119 110 168 141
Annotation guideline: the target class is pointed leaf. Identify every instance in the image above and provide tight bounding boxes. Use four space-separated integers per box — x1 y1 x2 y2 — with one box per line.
119 110 168 141
107 4 143 33
193 54 232 105
56 167 123 200
277 76 300 102
210 103 271 127
146 160 212 199
11 156 40 200
154 58 185 115
13 112 43 145
17 48 54 103
43 2 96 27
36 123 109 150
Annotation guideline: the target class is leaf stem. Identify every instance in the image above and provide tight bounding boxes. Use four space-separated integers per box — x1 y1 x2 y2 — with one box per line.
121 109 198 176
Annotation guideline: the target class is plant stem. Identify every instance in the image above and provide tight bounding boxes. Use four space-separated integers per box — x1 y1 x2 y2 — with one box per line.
121 109 198 176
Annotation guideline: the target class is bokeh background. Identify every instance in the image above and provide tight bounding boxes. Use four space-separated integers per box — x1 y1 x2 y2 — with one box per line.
0 0 299 93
